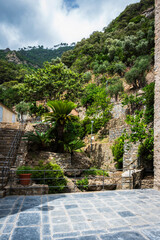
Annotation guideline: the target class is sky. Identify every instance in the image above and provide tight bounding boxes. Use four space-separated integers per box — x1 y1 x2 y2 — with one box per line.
0 0 140 50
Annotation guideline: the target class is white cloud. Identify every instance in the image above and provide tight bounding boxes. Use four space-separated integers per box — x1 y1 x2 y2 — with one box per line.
0 0 140 50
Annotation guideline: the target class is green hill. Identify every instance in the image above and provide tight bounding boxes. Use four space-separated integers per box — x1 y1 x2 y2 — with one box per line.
0 44 75 68
0 0 154 109
61 0 154 75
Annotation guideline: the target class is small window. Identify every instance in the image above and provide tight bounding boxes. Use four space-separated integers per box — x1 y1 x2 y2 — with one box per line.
12 114 15 123
0 107 3 122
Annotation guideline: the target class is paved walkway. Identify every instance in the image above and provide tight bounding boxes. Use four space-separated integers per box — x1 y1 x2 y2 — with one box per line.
0 189 160 240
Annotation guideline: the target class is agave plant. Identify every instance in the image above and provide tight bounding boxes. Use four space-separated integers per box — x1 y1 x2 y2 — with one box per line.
24 130 51 149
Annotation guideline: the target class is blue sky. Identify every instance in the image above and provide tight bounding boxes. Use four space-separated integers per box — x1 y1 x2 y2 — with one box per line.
63 0 79 10
0 0 140 50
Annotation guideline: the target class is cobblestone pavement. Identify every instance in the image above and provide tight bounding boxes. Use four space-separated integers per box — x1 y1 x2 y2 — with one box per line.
0 189 160 240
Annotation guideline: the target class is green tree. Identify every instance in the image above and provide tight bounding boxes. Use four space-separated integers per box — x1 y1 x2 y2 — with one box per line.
114 62 126 76
125 56 151 88
81 84 100 109
23 61 82 101
15 101 29 121
125 110 147 143
112 135 125 169
44 100 77 152
107 80 124 101
143 82 154 123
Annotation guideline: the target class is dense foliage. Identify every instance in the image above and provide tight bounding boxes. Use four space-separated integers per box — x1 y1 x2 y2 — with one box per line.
29 102 49 117
112 135 125 169
83 167 108 177
138 131 154 170
17 45 74 67
76 177 88 190
0 0 155 169
122 82 154 169
32 161 67 193
0 45 74 68
22 61 84 102
61 0 154 79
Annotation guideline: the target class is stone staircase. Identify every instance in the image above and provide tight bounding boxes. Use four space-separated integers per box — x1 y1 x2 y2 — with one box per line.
141 175 154 189
0 123 23 192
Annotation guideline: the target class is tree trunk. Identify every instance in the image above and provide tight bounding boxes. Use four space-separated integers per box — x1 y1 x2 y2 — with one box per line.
56 124 65 153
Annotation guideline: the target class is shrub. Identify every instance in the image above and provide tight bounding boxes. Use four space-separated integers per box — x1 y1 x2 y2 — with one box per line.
76 177 88 191
125 56 151 88
16 166 33 175
29 102 49 117
143 82 154 124
24 130 52 150
138 132 153 170
83 167 109 177
112 135 125 169
122 93 143 114
114 62 126 76
32 161 67 193
83 72 92 82
107 80 124 101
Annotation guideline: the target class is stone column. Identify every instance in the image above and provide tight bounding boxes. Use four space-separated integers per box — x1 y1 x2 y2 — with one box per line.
154 0 160 190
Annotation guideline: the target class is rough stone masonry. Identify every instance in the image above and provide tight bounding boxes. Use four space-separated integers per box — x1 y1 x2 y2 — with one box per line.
154 0 160 190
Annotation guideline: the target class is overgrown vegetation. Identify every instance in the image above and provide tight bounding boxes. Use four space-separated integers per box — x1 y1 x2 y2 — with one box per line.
112 135 125 169
0 0 155 172
117 82 154 170
32 161 67 193
83 167 109 177
76 177 88 191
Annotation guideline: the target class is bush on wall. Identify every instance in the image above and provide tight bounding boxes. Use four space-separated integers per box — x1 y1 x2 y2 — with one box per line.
32 161 67 193
112 135 125 169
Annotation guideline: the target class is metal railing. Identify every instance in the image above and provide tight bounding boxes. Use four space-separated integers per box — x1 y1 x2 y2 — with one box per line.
7 168 136 195
1 123 24 189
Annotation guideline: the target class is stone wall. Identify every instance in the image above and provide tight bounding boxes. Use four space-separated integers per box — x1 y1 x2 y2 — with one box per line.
0 122 20 129
25 151 92 171
109 125 130 142
123 142 140 170
154 0 160 190
85 142 114 169
111 101 127 120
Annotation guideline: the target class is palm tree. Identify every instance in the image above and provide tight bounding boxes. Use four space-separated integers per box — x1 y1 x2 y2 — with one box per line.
45 100 77 152
65 139 85 164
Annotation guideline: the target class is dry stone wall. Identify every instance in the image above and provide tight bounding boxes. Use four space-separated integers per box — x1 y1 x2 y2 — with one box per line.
123 142 140 170
109 125 130 142
154 0 160 190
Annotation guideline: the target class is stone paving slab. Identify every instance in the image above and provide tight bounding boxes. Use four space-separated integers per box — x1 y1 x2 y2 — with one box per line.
0 189 160 239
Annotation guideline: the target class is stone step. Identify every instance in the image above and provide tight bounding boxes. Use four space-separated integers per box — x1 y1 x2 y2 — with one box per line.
0 141 15 145
0 132 18 135
0 134 17 138
0 156 14 159
0 177 8 182
0 136 15 139
0 145 15 149
0 126 23 190
0 166 9 171
0 160 15 166
0 123 21 129
0 131 18 135
0 135 16 138
0 151 14 156
0 147 17 152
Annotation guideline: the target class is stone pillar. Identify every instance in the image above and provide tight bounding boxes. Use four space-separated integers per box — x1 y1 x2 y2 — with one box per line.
154 0 160 190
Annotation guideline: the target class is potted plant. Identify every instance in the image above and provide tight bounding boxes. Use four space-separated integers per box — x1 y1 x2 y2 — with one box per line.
16 166 33 185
